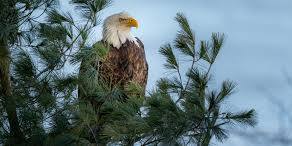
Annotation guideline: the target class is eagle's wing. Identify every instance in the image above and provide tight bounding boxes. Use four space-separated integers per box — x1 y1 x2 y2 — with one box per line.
130 37 148 93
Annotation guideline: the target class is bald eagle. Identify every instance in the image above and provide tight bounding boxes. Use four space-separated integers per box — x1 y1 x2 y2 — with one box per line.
79 12 148 101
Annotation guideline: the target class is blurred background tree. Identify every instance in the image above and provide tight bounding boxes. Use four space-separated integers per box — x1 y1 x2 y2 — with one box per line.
0 0 256 146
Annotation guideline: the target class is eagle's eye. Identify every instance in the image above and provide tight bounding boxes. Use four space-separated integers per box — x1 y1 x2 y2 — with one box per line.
119 18 127 22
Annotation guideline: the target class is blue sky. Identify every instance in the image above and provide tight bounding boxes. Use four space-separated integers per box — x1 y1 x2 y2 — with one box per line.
61 0 292 145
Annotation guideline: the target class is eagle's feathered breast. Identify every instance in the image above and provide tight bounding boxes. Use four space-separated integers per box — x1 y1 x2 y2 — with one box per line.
99 38 148 91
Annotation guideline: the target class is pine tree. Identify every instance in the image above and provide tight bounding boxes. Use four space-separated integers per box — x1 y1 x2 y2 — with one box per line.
0 1 256 146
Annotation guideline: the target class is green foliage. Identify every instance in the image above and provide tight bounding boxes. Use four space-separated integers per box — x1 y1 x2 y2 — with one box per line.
0 0 57 43
0 1 256 146
174 13 195 57
71 0 112 25
0 0 18 43
103 97 146 145
47 9 74 25
13 50 36 82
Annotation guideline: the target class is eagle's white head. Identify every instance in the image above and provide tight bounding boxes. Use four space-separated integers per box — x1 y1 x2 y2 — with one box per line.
102 12 139 48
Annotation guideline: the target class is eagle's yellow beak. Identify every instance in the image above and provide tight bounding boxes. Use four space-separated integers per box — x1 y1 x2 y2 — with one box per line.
127 18 138 28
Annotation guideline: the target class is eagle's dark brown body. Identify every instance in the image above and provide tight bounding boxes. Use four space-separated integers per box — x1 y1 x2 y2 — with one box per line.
79 38 148 102
99 38 148 92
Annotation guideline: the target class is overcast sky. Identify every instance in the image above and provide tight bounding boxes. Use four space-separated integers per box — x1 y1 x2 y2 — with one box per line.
61 0 292 145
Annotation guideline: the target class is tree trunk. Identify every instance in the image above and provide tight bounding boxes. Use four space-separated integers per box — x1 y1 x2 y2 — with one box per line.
0 39 24 144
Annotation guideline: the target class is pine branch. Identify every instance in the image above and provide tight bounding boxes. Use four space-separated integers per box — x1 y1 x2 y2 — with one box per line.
159 44 179 70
